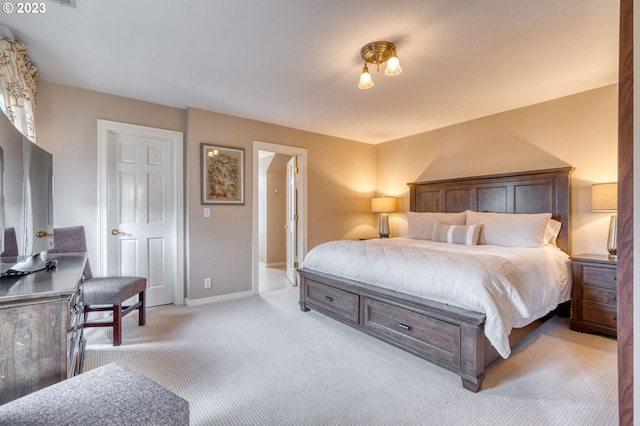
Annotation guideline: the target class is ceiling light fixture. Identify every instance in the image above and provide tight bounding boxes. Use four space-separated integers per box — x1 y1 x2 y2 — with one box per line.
358 41 402 89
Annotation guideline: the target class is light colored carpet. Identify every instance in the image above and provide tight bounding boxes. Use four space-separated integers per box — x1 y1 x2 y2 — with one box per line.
83 286 618 426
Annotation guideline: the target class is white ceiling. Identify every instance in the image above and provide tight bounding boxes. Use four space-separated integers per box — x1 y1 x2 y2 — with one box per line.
0 0 619 144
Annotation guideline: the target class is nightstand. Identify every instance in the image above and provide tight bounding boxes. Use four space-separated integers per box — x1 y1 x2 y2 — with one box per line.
570 254 617 337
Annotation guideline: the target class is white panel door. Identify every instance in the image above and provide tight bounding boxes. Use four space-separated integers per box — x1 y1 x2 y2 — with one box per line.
286 156 298 286
107 132 175 306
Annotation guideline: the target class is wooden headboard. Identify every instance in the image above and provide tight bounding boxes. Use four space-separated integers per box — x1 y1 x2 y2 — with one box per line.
407 167 573 253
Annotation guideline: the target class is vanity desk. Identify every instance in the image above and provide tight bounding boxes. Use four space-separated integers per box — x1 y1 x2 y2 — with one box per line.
0 252 87 404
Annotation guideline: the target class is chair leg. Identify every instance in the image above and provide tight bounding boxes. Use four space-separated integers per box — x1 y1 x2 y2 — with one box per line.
138 290 146 326
113 304 122 346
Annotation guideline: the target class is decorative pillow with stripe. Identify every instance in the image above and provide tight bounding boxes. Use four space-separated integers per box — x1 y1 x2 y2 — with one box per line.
431 222 482 245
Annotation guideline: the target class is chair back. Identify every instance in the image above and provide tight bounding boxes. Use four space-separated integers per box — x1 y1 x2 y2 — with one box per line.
48 226 93 279
1 227 18 257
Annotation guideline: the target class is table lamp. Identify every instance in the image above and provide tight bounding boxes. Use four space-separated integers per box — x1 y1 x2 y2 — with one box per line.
591 183 618 260
371 196 396 238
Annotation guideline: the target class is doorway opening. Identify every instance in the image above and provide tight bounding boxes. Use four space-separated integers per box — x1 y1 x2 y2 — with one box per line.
252 141 307 295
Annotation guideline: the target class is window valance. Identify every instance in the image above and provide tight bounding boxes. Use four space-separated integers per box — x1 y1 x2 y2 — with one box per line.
0 37 38 142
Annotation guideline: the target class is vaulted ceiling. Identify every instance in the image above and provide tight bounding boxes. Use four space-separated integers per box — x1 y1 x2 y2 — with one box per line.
1 0 619 144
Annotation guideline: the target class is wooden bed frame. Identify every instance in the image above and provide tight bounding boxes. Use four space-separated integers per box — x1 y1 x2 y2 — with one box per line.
298 167 572 392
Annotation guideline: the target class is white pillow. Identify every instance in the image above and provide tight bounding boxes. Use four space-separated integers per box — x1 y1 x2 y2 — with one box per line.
406 211 467 240
465 211 552 248
432 222 482 245
543 219 562 247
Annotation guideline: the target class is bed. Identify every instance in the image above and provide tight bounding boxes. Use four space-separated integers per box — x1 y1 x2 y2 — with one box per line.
298 167 573 392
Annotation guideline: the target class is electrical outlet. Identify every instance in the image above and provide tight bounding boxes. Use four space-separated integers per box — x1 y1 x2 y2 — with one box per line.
204 208 211 218
204 278 212 289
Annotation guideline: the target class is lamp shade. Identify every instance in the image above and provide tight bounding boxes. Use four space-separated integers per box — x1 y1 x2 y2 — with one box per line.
371 197 396 213
384 55 402 76
591 183 618 211
358 64 374 89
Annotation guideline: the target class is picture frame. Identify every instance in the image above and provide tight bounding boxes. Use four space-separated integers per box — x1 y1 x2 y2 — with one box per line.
201 143 245 205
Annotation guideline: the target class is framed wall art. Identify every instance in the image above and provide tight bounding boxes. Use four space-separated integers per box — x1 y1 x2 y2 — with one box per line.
201 143 244 205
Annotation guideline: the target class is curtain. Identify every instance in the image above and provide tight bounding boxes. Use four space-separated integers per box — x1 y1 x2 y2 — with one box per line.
0 37 38 142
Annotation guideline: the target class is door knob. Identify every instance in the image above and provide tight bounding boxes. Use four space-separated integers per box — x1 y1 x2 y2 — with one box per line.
36 230 52 238
111 229 124 235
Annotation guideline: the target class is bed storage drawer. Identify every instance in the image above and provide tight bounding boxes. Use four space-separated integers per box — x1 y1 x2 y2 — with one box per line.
304 280 359 324
361 297 461 365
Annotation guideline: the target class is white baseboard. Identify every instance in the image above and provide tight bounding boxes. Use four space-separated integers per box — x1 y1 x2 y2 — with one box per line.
184 290 253 307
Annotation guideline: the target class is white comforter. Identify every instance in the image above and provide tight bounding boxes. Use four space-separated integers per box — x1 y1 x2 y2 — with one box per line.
301 238 572 358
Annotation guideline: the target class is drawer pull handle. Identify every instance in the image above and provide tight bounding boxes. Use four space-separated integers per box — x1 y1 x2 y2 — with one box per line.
398 323 412 331
614 296 617 301
614 316 617 321
614 276 617 281
325 296 333 302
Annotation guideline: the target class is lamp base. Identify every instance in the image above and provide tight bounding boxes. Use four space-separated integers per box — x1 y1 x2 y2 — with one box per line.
607 215 617 262
378 213 390 238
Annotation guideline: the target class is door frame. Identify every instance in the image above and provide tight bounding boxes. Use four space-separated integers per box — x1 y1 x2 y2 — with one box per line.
97 119 185 305
252 141 307 295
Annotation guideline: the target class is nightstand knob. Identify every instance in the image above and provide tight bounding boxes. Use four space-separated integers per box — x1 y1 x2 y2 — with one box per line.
614 316 618 321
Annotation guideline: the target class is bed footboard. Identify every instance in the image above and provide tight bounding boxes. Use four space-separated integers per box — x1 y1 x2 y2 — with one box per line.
298 268 488 392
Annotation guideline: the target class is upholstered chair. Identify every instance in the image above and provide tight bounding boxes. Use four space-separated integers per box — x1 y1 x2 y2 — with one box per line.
48 226 146 346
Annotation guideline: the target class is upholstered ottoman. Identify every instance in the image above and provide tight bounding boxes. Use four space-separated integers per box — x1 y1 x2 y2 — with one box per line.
0 363 189 425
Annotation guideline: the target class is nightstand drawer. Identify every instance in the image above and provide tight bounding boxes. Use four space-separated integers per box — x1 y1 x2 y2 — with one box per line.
582 286 617 307
581 266 617 288
305 281 359 324
582 302 617 328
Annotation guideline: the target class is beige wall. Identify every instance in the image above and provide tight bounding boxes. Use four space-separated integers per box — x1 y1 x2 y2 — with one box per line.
376 84 618 256
257 154 273 264
35 80 615 302
36 82 376 302
36 81 186 275
266 154 290 266
185 107 377 300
